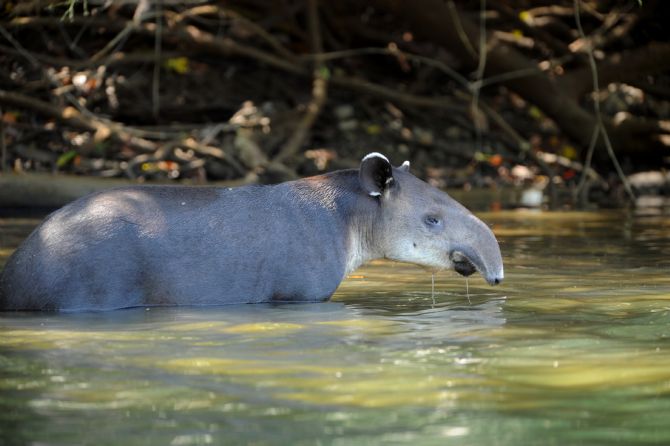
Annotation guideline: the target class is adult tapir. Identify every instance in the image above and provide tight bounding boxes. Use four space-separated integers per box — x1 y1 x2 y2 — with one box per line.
0 153 503 311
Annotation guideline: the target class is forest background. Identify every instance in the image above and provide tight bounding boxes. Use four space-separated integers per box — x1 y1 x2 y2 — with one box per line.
1 0 669 209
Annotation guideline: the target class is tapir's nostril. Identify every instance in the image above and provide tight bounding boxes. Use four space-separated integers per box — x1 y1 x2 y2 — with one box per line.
486 275 503 286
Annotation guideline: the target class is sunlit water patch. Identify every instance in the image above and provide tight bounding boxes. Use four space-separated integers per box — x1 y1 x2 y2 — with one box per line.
1 209 669 445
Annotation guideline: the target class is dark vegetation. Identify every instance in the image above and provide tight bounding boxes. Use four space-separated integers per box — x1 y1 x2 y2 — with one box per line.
0 0 669 208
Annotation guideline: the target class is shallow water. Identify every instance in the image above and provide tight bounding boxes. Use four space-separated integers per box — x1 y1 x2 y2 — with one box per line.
1 209 669 445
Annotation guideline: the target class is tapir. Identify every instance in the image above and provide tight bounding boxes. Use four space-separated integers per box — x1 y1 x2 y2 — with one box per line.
0 153 503 311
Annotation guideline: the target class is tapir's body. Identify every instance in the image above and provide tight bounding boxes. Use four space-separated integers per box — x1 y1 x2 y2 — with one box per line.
0 154 503 311
1 181 353 310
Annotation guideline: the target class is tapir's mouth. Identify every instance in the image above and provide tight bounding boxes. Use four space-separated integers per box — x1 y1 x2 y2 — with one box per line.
453 257 476 277
450 250 478 277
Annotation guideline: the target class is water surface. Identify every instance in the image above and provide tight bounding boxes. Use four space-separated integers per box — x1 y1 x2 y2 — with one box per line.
1 209 669 445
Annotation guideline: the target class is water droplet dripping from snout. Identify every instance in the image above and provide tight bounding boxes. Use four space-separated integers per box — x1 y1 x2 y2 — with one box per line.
431 273 436 307
465 278 471 305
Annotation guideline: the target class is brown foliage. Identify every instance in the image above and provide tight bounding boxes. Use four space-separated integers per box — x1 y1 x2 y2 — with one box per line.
0 0 668 205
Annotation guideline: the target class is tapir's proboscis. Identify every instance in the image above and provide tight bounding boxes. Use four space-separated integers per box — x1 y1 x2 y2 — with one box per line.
0 153 503 311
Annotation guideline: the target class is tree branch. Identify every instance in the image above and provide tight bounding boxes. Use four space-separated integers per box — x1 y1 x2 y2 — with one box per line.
0 89 157 153
275 0 328 163
563 42 670 99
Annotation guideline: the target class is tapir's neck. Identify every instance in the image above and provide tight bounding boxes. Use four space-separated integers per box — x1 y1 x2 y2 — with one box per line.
343 206 384 274
289 170 383 274
345 198 386 273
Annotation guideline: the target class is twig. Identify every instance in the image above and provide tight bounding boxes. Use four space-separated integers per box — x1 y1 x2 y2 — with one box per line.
0 89 95 132
489 2 571 56
330 74 463 112
90 23 134 62
90 0 150 62
180 138 246 175
528 4 604 21
305 46 569 106
474 0 488 82
0 44 186 69
0 89 157 154
574 124 599 203
569 4 633 54
454 91 524 149
597 7 638 50
172 5 298 63
57 22 87 58
153 0 163 119
175 23 303 75
447 1 477 59
0 25 40 67
275 0 328 162
573 0 635 202
453 88 557 197
470 0 488 151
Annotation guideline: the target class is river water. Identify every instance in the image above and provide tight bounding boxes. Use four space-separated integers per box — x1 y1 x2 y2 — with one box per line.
1 208 669 445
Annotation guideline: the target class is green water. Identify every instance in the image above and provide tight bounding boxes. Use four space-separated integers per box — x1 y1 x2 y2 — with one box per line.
1 209 669 445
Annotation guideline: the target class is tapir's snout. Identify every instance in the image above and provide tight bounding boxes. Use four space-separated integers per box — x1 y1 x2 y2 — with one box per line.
484 269 504 286
448 213 504 286
450 248 504 285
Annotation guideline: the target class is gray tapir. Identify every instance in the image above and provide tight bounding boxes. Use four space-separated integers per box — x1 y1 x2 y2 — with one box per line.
0 153 503 311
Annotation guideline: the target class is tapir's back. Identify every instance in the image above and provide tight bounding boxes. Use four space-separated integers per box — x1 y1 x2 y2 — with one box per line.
0 182 349 311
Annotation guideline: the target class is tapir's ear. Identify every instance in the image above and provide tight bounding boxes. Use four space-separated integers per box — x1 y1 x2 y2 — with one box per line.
359 152 394 197
399 160 410 172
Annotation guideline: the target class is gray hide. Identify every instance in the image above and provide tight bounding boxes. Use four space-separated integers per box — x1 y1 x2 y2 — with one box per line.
0 153 503 311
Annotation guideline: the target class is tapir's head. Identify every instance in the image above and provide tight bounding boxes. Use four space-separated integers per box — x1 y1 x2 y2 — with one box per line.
359 153 504 285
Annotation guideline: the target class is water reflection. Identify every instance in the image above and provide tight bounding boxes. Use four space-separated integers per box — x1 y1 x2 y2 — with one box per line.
1 209 670 445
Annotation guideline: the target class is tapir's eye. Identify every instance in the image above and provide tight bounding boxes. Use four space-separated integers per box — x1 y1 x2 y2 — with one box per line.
424 215 442 227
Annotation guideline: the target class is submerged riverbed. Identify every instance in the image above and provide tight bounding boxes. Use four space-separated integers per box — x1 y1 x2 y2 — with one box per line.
1 209 669 445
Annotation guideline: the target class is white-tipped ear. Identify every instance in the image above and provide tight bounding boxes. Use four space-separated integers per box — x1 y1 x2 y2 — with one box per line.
399 160 410 172
359 153 394 197
362 152 390 163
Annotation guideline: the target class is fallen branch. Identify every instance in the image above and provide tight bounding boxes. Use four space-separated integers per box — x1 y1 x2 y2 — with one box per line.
0 173 142 208
178 137 246 175
563 42 670 99
0 172 254 208
0 89 157 153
